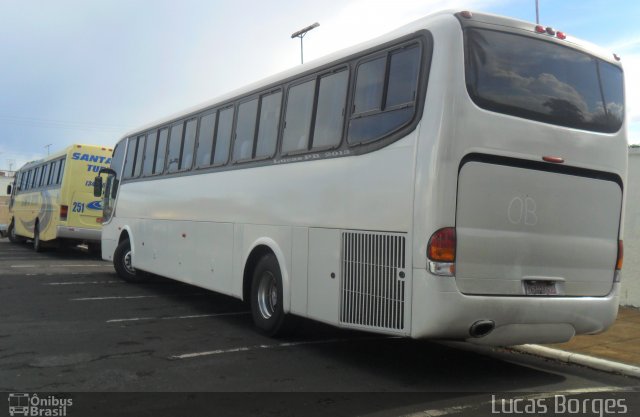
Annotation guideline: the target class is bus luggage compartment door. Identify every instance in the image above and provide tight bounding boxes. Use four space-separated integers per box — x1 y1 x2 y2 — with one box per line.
455 158 621 297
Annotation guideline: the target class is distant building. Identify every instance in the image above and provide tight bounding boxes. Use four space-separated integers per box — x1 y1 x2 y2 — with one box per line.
0 170 13 196
0 171 13 236
622 147 640 307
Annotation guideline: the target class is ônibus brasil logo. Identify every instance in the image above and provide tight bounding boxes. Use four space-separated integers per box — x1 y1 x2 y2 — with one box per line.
8 393 73 416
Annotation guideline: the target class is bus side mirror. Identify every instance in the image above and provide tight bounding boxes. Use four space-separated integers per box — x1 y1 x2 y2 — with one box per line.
6 184 11 195
93 176 103 197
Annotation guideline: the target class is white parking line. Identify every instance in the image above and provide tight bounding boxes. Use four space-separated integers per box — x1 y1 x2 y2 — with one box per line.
171 336 398 360
45 280 122 286
72 295 159 301
106 311 250 323
11 264 109 268
71 293 206 301
24 272 105 276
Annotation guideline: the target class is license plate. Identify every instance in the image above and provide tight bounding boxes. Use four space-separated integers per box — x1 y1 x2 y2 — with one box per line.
524 280 557 296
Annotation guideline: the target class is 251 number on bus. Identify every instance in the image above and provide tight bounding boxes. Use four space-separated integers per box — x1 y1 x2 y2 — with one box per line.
72 202 85 213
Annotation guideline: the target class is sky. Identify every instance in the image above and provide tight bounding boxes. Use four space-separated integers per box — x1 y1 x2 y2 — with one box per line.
1 0 638 171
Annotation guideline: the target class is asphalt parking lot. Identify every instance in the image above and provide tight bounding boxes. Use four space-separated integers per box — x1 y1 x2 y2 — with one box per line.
1 238 638 415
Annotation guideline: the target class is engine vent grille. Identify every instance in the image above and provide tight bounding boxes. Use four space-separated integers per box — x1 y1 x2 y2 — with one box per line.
340 231 406 330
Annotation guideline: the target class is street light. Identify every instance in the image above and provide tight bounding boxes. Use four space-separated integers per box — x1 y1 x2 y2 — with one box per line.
291 22 320 64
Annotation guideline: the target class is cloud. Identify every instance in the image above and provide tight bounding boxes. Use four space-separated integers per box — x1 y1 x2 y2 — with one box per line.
0 145 45 172
305 0 507 60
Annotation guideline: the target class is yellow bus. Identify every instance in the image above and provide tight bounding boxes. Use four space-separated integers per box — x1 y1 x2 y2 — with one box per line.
7 144 113 252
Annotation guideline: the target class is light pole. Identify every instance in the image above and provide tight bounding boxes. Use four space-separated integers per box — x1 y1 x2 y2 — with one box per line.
291 22 319 64
44 143 52 155
535 0 540 24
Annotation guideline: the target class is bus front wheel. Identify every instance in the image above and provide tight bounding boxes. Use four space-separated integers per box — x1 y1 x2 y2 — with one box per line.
7 220 25 244
250 253 295 337
113 239 143 282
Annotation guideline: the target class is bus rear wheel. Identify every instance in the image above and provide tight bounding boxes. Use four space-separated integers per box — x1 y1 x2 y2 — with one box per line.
114 239 144 282
33 224 44 252
250 253 294 337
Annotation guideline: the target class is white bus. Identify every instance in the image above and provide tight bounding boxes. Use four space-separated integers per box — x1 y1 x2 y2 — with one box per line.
96 11 626 345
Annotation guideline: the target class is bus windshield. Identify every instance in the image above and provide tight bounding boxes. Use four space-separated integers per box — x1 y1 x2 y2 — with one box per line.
465 28 624 133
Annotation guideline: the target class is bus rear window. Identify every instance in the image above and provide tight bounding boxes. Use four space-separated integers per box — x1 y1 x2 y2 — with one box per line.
465 28 624 133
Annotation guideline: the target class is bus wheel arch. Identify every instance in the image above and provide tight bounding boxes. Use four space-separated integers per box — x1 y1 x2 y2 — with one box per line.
243 242 295 337
114 228 143 282
242 240 291 314
118 228 131 245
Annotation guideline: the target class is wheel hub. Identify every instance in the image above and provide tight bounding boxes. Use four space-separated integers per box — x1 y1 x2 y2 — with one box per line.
123 250 135 273
257 272 278 319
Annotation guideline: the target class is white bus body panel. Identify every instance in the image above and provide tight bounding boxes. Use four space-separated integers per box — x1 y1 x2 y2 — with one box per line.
106 133 416 330
456 162 621 297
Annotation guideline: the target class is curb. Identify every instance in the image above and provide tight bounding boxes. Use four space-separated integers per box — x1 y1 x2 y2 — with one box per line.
511 344 640 379
438 341 640 379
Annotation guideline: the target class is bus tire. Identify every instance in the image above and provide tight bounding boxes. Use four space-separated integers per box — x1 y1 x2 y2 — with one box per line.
33 223 44 252
113 239 143 282
8 220 24 243
250 253 294 337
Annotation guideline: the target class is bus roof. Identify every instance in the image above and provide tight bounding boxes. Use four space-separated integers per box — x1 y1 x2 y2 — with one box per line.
17 143 114 171
119 9 623 140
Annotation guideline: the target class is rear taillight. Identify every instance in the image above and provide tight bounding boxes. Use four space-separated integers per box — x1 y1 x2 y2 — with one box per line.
60 205 68 221
96 217 103 224
427 227 456 276
616 240 623 271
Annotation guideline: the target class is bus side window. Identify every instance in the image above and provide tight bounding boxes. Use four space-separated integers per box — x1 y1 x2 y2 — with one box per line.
181 118 198 171
31 167 40 189
46 162 55 186
282 79 315 153
213 107 234 165
233 99 258 162
133 135 146 178
167 122 184 173
123 137 137 179
142 131 157 176
348 43 421 144
196 112 216 168
255 91 282 158
40 164 51 187
37 166 45 187
353 56 385 114
386 46 421 107
154 129 169 174
312 70 348 149
24 170 30 190
57 159 65 184
51 160 60 186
